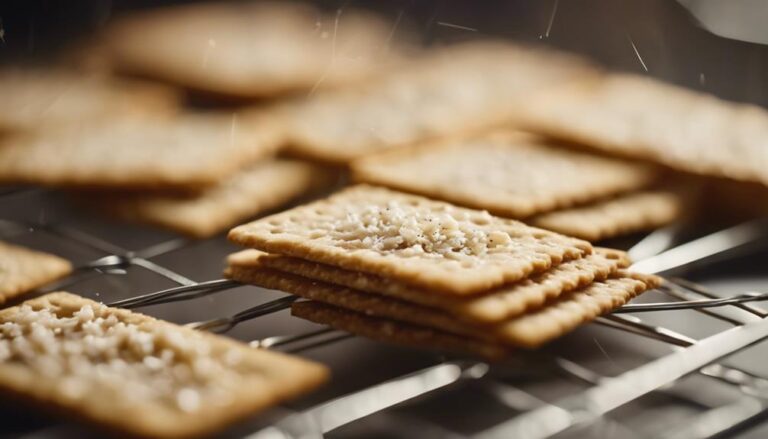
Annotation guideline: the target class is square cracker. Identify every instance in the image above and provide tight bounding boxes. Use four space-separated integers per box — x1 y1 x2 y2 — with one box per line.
228 185 593 295
264 268 659 348
0 110 283 191
0 241 72 304
286 41 598 164
530 190 685 241
352 131 657 218
103 2 401 97
292 301 511 360
0 68 179 132
517 73 768 187
89 160 336 238
227 247 629 323
0 292 328 438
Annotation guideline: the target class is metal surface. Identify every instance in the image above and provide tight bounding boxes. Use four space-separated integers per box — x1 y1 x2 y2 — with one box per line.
2 187 768 439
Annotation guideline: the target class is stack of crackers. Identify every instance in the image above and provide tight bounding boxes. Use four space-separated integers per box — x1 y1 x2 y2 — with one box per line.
226 185 662 359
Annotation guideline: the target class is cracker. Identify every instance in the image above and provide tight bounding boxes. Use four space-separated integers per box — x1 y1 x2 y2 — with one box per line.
498 273 660 348
286 41 598 164
0 242 72 304
0 68 179 132
228 185 592 295
90 160 336 238
227 248 629 323
0 292 328 438
518 73 768 187
291 301 511 360
530 190 685 241
103 2 400 97
236 267 487 340
0 110 283 191
352 131 656 218
274 270 659 348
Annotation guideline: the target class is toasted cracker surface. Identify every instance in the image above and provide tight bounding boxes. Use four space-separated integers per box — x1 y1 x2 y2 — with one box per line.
103 2 400 97
0 292 328 438
291 301 511 360
287 41 598 164
0 242 72 304
0 110 283 191
284 271 658 348
92 160 335 238
519 73 768 187
530 190 684 241
0 68 178 132
229 185 592 295
352 131 656 218
227 248 628 323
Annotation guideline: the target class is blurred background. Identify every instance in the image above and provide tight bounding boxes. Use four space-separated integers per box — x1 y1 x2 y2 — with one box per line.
1 0 767 105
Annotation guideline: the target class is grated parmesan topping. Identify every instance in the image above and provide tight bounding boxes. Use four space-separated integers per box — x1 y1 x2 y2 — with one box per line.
0 304 248 413
328 201 514 261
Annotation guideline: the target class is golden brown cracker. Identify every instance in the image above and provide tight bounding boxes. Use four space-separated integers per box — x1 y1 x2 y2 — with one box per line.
227 248 629 323
287 41 598 164
530 190 685 241
235 266 487 340
497 273 657 348
518 73 768 187
0 110 283 191
228 185 592 295
0 68 179 132
239 266 658 348
352 131 657 218
291 300 511 360
0 292 328 438
0 241 72 304
103 2 401 97
90 160 336 238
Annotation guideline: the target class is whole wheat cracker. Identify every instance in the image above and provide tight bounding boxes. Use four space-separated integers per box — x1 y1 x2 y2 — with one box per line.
352 131 657 218
227 248 629 323
89 160 336 238
0 292 328 438
228 185 592 295
103 2 401 98
286 41 598 164
0 110 283 191
530 190 685 241
500 273 660 348
237 266 659 348
517 73 768 187
291 301 511 360
0 68 179 132
0 242 72 304
237 266 488 340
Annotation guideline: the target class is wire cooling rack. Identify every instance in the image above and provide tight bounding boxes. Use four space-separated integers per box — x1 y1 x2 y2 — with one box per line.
3 187 768 439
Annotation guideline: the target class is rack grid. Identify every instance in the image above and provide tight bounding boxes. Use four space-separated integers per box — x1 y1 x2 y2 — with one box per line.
3 186 768 439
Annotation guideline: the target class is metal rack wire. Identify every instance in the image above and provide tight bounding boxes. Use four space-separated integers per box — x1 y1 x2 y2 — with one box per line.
3 187 768 438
